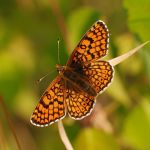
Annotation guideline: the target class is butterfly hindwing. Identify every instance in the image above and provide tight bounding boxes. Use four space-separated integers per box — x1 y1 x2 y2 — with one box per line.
65 84 95 119
83 60 114 93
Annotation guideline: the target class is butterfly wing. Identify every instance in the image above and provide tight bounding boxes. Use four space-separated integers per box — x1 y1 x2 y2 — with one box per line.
83 60 114 93
64 20 112 119
30 76 66 127
67 20 109 68
65 83 95 119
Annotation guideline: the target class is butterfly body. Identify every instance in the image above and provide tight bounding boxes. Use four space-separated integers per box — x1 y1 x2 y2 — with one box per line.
63 66 97 96
31 20 114 127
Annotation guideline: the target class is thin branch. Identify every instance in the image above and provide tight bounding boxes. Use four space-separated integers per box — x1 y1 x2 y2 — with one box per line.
109 41 150 67
58 121 73 150
0 122 6 150
49 0 71 53
0 96 22 150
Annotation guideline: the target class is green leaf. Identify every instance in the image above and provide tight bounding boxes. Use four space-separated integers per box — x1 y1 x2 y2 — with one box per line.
74 128 119 150
124 0 150 86
107 72 131 106
124 0 150 41
122 99 150 150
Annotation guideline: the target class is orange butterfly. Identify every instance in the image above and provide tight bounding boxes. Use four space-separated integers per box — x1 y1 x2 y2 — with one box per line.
30 20 114 127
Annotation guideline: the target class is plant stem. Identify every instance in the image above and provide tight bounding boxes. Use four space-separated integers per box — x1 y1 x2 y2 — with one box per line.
58 121 73 150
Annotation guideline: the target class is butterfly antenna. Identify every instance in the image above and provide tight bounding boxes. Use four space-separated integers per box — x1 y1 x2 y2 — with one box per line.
57 38 61 64
36 69 56 84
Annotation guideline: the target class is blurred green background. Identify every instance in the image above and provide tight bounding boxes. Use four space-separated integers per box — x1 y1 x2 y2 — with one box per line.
0 0 150 150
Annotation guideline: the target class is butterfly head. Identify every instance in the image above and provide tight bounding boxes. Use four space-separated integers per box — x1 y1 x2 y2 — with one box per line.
56 64 65 74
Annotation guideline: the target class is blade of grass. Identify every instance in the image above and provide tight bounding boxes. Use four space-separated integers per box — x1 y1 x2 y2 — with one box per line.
58 121 73 150
0 96 22 150
109 41 150 66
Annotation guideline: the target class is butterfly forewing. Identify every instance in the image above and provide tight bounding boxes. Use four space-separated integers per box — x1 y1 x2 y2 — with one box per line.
67 20 109 68
30 76 66 127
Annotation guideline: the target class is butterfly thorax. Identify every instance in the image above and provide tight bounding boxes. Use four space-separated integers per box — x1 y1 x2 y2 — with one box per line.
57 64 97 97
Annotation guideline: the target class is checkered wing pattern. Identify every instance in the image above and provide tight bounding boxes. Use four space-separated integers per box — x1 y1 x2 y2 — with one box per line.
65 85 95 119
30 76 66 127
83 60 113 93
67 20 109 67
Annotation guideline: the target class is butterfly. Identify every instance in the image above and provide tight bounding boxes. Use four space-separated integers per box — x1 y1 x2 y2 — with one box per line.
30 20 114 127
